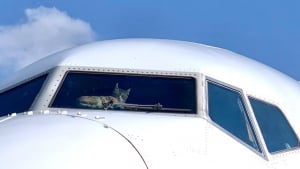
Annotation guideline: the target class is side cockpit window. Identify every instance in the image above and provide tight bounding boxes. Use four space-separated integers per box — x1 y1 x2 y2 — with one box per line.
51 72 197 114
249 97 299 153
0 74 48 117
207 81 261 153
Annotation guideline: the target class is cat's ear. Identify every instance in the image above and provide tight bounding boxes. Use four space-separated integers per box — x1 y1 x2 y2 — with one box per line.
127 88 131 93
115 83 119 89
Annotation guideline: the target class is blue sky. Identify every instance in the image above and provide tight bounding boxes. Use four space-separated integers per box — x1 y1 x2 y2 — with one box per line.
0 0 299 80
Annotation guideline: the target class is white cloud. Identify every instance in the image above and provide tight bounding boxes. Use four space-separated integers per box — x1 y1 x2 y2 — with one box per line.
0 6 96 72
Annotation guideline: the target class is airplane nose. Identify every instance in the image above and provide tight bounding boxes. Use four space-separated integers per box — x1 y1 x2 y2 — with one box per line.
0 113 147 169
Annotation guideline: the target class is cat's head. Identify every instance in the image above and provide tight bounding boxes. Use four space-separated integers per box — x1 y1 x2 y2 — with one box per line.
112 83 131 102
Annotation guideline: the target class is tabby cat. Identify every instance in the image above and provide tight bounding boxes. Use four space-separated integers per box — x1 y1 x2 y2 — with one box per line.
78 83 131 110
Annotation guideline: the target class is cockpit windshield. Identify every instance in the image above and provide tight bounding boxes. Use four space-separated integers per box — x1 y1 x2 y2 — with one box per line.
0 74 48 116
51 72 197 114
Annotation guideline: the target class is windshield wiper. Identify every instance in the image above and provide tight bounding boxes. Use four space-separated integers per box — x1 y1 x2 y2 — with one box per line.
117 103 192 113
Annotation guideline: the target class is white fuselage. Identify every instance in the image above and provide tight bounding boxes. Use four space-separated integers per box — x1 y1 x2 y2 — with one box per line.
0 39 299 169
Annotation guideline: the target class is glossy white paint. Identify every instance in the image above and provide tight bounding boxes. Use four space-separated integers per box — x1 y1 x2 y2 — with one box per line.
0 39 299 169
0 110 271 169
0 112 147 169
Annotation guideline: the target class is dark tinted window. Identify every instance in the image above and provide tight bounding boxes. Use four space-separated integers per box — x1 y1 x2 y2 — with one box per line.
51 72 197 114
249 98 299 153
0 75 47 117
208 81 261 152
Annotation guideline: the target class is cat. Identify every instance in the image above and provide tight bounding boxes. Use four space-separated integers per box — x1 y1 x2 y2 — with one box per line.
78 83 131 110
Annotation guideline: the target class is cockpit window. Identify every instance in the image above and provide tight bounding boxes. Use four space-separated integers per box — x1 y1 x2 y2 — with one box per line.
0 74 47 117
207 81 261 153
51 72 197 114
249 97 299 153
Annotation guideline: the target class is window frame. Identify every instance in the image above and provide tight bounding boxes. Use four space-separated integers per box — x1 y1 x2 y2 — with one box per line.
248 96 300 154
0 73 48 116
205 76 300 158
49 69 200 115
205 77 265 157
